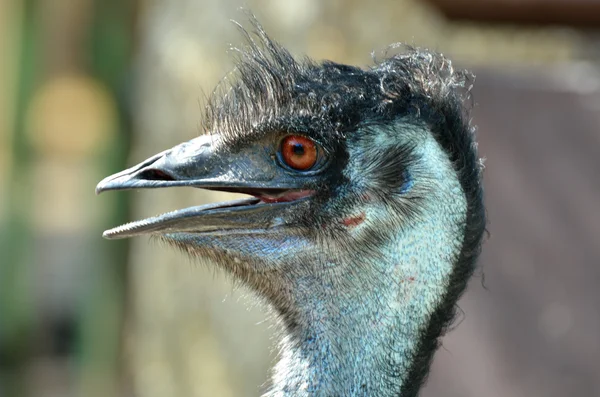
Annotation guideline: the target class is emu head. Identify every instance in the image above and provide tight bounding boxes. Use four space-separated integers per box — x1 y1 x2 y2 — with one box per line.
97 24 483 322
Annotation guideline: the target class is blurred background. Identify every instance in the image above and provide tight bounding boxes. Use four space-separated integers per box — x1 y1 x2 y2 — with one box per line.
1 0 599 396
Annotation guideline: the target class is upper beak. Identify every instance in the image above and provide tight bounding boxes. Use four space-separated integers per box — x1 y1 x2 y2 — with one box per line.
97 134 274 194
96 135 315 239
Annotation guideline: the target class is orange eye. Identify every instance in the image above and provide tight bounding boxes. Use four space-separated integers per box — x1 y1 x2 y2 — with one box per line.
280 135 317 171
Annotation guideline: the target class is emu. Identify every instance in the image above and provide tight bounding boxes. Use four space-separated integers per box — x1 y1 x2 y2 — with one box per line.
97 21 485 397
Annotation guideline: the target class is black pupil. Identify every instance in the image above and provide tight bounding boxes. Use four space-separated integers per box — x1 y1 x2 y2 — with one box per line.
292 143 305 156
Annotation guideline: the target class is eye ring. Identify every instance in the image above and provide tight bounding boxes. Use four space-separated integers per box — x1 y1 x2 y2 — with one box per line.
279 135 319 171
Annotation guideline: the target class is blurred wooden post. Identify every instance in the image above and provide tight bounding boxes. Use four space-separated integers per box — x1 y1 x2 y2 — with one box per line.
75 0 137 395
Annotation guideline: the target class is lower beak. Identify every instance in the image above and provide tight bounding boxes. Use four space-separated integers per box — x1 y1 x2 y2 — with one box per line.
96 135 314 239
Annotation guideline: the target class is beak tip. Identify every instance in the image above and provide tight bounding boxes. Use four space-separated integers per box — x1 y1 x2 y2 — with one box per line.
102 229 123 239
96 174 117 195
95 174 125 195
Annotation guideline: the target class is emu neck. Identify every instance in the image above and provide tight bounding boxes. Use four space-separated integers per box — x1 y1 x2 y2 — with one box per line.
264 136 467 397
267 207 465 396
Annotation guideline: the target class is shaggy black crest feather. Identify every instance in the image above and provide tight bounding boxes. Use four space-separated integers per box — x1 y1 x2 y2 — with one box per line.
202 19 485 397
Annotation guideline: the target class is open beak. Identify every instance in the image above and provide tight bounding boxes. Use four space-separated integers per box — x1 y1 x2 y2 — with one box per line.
96 135 315 239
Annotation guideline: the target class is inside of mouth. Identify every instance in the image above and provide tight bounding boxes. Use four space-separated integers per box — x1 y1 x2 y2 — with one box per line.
207 187 315 204
255 190 315 203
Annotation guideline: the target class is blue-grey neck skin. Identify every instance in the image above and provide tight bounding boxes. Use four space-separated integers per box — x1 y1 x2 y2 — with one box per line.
164 122 467 397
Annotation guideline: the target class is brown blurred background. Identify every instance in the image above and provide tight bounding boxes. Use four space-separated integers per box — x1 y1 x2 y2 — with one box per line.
0 0 599 396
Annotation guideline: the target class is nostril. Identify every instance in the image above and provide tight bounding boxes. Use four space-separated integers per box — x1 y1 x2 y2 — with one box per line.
138 169 176 181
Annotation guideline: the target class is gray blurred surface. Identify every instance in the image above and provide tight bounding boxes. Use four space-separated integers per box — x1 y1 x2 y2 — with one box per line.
424 65 600 396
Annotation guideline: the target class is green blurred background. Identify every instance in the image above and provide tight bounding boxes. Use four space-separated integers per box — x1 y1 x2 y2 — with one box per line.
1 1 599 396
